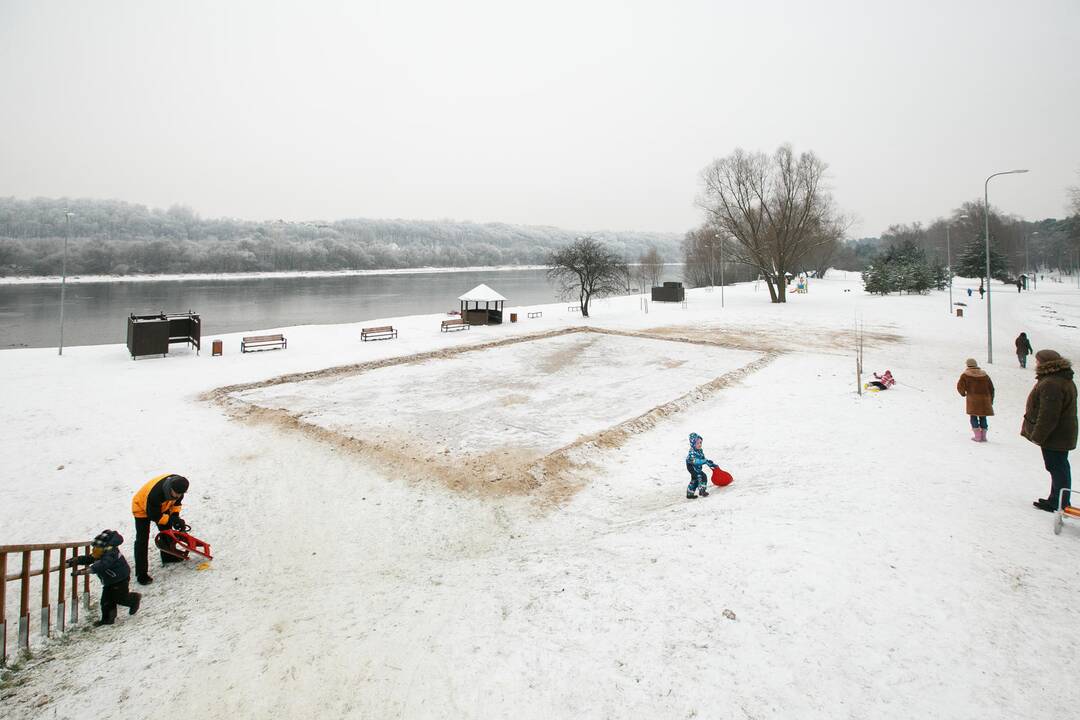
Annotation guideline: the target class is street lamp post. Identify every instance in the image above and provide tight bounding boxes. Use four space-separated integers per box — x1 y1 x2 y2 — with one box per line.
1029 230 1038 289
984 169 1029 364
946 214 969 315
58 211 74 356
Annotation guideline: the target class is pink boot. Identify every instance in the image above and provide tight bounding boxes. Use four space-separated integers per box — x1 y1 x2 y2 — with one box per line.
971 428 980 442
979 428 988 442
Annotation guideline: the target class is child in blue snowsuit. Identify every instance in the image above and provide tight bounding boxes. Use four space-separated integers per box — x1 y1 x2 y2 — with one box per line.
66 529 141 626
686 432 718 499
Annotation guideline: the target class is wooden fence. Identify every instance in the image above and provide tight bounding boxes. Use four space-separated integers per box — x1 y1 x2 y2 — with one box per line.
1 541 93 666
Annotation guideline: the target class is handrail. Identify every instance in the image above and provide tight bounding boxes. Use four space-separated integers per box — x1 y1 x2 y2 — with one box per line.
1 540 93 666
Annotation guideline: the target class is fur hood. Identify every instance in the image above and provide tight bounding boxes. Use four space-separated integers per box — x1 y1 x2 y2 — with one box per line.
962 367 988 378
1036 358 1073 379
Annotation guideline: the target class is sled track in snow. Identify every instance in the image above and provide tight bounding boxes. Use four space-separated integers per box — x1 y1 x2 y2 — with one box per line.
204 327 779 505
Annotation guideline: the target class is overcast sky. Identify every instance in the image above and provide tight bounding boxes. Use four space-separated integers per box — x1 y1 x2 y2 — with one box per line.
1 0 1077 237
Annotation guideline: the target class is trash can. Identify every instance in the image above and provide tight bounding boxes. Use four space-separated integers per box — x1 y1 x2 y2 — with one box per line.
212 339 223 356
510 313 518 323
956 308 964 318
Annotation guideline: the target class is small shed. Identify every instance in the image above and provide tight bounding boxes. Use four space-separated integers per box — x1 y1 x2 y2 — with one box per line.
459 284 506 325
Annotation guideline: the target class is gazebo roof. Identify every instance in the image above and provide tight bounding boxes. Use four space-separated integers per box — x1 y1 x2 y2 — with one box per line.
458 284 507 302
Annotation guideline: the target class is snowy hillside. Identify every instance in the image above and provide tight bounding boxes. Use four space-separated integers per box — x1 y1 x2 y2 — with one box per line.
2 273 1079 719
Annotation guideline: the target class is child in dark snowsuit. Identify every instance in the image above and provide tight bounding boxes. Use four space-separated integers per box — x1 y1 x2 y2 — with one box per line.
67 529 142 626
685 432 718 499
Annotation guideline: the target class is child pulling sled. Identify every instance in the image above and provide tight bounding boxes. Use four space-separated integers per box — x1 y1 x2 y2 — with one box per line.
685 432 718 499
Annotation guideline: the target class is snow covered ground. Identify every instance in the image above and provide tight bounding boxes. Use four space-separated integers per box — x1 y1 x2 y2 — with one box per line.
2 273 1079 719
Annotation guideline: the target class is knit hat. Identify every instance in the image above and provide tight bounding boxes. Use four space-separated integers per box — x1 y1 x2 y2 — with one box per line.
92 529 123 548
965 358 978 368
689 432 702 447
1036 349 1062 364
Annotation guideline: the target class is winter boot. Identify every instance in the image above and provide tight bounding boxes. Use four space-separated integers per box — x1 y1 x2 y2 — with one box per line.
686 491 697 499
128 592 142 616
971 428 980 442
94 608 116 627
1033 498 1056 512
698 487 710 497
137 575 153 585
978 428 988 442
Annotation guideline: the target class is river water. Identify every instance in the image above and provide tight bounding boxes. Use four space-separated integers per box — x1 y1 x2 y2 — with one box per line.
0 267 682 349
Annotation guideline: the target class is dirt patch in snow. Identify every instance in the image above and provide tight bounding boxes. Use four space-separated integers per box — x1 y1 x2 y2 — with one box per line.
205 327 778 505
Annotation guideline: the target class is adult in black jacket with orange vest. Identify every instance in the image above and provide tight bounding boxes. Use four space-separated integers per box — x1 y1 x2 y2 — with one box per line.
131 473 189 585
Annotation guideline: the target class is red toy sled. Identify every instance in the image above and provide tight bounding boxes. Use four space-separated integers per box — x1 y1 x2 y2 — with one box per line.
155 530 213 561
711 466 734 487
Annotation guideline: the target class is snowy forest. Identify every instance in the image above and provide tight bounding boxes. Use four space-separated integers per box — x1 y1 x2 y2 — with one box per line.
0 197 682 277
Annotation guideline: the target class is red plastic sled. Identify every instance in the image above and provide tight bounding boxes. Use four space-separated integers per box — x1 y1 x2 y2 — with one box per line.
711 467 734 487
154 530 213 561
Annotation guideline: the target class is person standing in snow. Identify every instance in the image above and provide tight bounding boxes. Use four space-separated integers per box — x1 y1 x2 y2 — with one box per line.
978 281 985 299
1022 349 1078 512
1015 332 1033 368
685 432 718 499
131 473 190 585
66 529 142 626
957 358 994 442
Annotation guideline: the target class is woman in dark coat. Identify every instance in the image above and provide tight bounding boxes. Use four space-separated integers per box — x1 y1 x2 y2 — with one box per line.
1015 332 1033 368
1023 349 1078 511
957 358 995 442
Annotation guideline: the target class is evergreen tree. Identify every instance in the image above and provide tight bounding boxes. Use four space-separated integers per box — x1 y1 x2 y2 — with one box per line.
954 237 1009 281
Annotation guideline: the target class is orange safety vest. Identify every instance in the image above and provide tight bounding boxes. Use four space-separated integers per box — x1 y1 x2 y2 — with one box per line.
131 473 183 524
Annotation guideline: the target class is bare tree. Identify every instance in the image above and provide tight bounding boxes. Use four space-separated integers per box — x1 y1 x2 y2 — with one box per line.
639 246 665 288
547 236 627 317
697 144 846 302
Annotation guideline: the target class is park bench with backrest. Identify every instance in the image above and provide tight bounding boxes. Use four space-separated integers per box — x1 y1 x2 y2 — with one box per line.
527 311 542 319
361 325 398 341
441 318 468 332
241 334 287 353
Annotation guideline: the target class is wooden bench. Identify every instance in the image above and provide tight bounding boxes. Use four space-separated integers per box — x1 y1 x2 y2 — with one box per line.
241 334 286 353
440 318 469 332
527 311 543 319
361 325 398 341
568 305 580 312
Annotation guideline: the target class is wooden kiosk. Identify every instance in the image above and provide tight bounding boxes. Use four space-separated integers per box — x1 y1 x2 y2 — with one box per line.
458 284 506 325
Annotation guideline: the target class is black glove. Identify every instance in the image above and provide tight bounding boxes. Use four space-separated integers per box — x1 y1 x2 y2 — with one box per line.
169 515 186 531
65 557 77 568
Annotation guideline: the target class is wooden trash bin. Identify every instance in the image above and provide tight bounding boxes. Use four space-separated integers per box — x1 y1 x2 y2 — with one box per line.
212 339 223 356
956 308 964 318
510 313 518 323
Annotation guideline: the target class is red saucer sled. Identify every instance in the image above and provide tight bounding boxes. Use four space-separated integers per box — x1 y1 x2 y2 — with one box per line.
155 529 213 561
711 466 734 487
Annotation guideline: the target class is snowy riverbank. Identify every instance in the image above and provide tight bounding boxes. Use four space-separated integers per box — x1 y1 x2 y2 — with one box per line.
2 273 1079 719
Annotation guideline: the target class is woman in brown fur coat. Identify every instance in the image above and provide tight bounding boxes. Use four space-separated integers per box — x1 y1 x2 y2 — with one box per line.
957 358 995 442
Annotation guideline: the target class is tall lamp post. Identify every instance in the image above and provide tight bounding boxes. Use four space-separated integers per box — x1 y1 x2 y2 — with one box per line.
1027 230 1038 289
58 211 74 356
946 214 968 314
984 169 1028 364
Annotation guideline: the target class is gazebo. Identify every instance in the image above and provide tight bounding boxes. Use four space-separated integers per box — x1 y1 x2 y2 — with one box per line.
459 284 506 325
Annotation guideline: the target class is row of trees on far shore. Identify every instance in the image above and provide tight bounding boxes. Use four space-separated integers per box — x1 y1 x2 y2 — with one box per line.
0 197 681 277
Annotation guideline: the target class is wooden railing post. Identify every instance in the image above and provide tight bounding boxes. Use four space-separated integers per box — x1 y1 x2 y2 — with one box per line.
82 544 91 612
70 547 79 625
18 551 31 652
57 547 67 634
1 551 7 666
40 548 52 638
